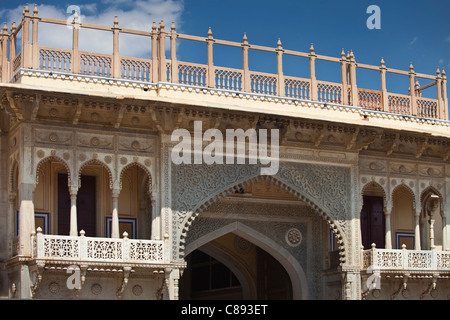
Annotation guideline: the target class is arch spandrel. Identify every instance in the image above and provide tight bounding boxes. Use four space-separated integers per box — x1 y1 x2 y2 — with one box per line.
171 161 352 263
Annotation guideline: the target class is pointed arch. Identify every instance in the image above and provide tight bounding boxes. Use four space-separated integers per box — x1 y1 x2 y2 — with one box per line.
361 181 387 203
78 158 113 189
179 174 347 266
391 183 416 210
119 161 153 194
184 221 308 300
35 156 71 186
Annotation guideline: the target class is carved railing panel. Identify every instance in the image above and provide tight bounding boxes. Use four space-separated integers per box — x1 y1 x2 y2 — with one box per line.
361 247 450 272
417 97 438 118
215 67 242 91
388 93 410 115
178 61 207 86
317 81 342 104
358 88 382 111
250 71 277 95
284 76 310 100
39 47 72 73
80 51 112 77
120 57 152 82
33 232 164 264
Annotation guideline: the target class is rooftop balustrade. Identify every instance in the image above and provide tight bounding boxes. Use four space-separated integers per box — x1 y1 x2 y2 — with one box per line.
0 4 448 120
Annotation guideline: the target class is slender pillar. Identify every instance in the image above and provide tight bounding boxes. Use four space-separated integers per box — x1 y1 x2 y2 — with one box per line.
151 193 161 240
170 22 178 84
21 5 31 69
9 22 16 80
1 23 8 82
427 194 440 250
414 210 421 250
71 11 80 73
276 38 284 97
309 43 317 101
340 49 348 105
441 212 447 250
158 21 167 82
409 63 416 116
31 5 40 69
242 33 250 92
384 208 392 249
206 27 214 88
112 16 121 78
380 58 388 111
441 69 447 120
349 50 358 107
69 188 78 236
111 189 120 238
151 22 158 82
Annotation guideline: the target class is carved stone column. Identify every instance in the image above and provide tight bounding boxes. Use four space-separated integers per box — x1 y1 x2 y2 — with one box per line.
69 188 78 236
384 207 392 249
427 194 440 250
414 210 421 250
111 189 120 238
7 192 16 257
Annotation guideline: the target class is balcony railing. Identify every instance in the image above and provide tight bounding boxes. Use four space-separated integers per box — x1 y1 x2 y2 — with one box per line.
0 5 448 120
361 244 450 273
32 228 165 265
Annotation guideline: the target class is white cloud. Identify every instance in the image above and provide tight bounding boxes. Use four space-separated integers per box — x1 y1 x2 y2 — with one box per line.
0 1 184 58
409 36 418 46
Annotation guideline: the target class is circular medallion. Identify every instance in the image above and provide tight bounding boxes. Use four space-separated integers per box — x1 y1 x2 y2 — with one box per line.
285 228 302 247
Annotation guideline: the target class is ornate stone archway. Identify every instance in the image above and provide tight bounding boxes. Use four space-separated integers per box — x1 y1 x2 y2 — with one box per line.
171 161 353 266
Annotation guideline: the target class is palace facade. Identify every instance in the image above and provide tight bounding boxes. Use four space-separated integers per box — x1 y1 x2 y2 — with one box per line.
0 5 449 300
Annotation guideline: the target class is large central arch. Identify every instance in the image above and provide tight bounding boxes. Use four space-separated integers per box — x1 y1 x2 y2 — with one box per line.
173 162 351 264
184 221 309 299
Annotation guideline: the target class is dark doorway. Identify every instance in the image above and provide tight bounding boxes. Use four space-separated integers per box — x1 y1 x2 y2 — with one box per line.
58 174 96 236
360 196 385 249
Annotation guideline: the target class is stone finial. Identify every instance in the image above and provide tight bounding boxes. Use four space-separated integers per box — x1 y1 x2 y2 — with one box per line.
2 23 7 34
122 231 128 239
309 43 315 54
437 67 441 76
171 21 176 32
409 62 414 72
33 4 38 17
23 4 29 16
73 10 79 24
113 16 119 28
159 20 165 31
341 48 345 59
243 32 248 44
152 21 157 32
207 26 212 39
442 68 446 78
36 227 43 234
277 38 282 49
11 21 16 33
80 229 85 236
380 57 385 67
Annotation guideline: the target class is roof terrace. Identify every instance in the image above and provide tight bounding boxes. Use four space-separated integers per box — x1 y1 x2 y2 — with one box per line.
0 5 448 121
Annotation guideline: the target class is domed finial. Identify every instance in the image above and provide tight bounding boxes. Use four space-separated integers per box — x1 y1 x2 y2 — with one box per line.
33 4 38 16
73 10 79 24
310 43 314 53
207 26 212 39
23 4 29 16
437 66 441 76
171 21 176 32
277 38 282 49
380 57 385 67
152 21 157 32
442 68 446 78
341 48 346 58
409 62 414 71
243 32 248 44
113 16 119 27
2 23 7 34
159 20 165 31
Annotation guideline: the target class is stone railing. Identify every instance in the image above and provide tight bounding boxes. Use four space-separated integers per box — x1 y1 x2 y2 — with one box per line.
32 228 165 265
361 244 450 273
0 5 448 120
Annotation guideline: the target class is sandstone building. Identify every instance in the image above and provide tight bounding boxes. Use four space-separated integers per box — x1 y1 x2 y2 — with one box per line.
0 6 449 300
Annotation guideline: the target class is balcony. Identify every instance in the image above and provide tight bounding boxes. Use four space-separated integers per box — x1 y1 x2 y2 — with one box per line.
0 5 447 121
31 227 167 268
361 244 450 274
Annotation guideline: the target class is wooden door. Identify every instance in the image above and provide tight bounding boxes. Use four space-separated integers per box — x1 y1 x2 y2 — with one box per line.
360 196 385 249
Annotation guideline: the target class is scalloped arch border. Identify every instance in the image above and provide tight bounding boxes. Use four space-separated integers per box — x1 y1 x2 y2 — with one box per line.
119 161 153 193
178 174 347 265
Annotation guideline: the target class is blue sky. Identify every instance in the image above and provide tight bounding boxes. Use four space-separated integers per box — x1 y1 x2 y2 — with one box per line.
1 0 449 98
